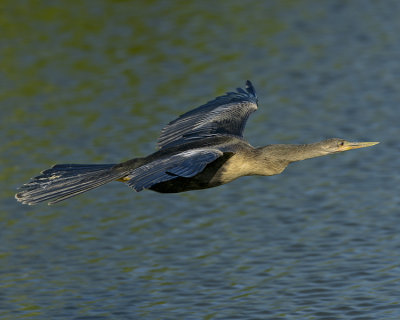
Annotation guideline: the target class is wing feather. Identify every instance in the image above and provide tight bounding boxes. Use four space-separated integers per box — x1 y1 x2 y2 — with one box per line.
157 80 258 149
125 149 223 191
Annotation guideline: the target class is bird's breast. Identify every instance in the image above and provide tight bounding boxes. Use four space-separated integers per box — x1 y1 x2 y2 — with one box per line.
216 154 288 183
216 154 258 183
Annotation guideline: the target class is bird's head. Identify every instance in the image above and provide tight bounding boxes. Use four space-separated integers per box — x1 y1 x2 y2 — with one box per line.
319 138 379 154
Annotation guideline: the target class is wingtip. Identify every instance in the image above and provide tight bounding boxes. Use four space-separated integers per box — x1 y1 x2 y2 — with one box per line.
245 80 256 98
236 80 257 99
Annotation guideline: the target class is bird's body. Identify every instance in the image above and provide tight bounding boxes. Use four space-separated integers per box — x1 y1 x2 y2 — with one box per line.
15 81 378 205
128 136 269 193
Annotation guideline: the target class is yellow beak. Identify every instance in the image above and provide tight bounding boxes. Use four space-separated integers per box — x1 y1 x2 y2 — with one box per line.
341 141 380 151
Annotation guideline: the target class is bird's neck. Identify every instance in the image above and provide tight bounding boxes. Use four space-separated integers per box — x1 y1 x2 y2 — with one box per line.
256 142 329 163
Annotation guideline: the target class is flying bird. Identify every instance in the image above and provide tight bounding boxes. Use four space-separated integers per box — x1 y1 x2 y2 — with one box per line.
15 81 379 205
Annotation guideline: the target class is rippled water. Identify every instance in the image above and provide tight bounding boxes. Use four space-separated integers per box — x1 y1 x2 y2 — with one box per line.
1 1 399 319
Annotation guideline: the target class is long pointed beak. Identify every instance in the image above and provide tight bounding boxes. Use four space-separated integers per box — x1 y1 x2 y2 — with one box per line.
342 141 380 151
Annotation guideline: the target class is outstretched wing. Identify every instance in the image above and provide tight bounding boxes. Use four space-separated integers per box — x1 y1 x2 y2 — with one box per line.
125 149 224 191
157 80 258 149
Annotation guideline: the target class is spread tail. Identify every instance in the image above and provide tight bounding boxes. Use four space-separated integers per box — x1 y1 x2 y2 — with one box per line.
15 164 127 205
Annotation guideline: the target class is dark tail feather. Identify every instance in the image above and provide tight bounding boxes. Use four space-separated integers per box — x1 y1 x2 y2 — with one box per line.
15 164 126 205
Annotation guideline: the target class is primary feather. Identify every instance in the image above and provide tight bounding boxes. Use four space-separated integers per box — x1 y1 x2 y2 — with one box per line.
157 80 258 149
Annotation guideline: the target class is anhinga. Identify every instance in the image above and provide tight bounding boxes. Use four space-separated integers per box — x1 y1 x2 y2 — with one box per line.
15 81 379 205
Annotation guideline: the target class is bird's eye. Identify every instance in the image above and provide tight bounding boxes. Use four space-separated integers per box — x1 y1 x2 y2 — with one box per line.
339 141 344 146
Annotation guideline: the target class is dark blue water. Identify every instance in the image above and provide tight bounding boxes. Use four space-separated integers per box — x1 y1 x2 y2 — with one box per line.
1 1 399 319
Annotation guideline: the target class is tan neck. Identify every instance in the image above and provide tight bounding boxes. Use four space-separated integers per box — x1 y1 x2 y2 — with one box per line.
249 142 329 176
257 142 329 162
